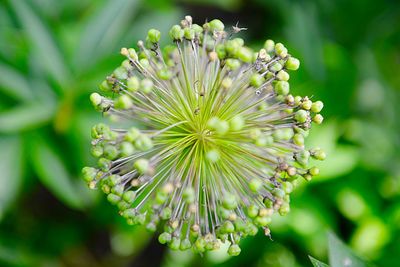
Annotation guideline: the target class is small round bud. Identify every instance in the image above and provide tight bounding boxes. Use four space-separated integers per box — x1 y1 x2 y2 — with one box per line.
225 59 241 70
221 77 232 89
293 133 304 146
222 193 237 210
247 205 259 218
311 148 326 160
275 43 288 58
114 95 133 109
134 158 149 174
237 47 254 63
140 78 153 94
302 99 312 110
313 114 324 124
90 93 102 107
249 178 262 192
294 110 308 123
184 28 195 40
285 57 300 70
120 47 129 56
122 190 136 203
250 73 264 87
135 135 153 151
127 76 140 92
82 167 97 182
228 244 241 256
276 70 290 81
275 81 290 95
180 238 191 250
311 100 324 113
169 25 184 41
158 232 171 244
147 29 161 43
309 166 320 176
107 193 121 205
209 19 224 31
125 127 140 142
183 187 195 203
264 39 275 53
229 115 245 131
269 62 283 72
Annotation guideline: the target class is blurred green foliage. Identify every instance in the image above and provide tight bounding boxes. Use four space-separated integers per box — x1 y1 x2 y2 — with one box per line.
0 0 399 266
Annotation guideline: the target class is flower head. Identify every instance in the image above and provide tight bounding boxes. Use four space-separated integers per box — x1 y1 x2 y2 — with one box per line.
82 16 325 255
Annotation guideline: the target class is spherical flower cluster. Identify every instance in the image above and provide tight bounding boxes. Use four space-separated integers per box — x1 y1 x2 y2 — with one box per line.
82 16 325 256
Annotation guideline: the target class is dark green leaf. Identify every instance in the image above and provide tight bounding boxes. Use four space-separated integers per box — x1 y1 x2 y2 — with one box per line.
309 256 330 267
10 1 70 85
0 63 33 101
0 136 23 220
31 136 84 209
328 232 367 267
74 0 139 70
0 103 55 133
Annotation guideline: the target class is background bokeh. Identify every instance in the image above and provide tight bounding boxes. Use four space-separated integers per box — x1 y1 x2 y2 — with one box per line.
0 0 399 266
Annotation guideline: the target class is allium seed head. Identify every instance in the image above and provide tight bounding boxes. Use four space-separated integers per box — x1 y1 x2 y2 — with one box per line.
82 16 325 256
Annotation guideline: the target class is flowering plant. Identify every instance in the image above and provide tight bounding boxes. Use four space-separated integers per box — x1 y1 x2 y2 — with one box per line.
82 16 325 256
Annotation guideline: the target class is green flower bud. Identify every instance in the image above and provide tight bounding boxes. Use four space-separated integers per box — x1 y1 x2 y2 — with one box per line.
274 80 290 95
282 181 293 194
311 100 324 113
294 110 308 123
293 133 305 146
269 62 283 72
160 207 172 220
225 59 241 70
140 78 153 94
120 141 135 157
125 127 140 142
169 25 184 41
279 203 290 216
113 66 128 80
90 93 102 107
264 39 275 53
122 208 136 219
147 29 161 43
276 70 290 81
127 76 140 92
179 238 191 250
98 158 111 171
91 144 103 158
222 193 237 210
254 216 271 226
222 220 235 233
250 73 264 87
296 150 310 166
229 115 245 131
184 28 195 40
309 166 320 176
275 43 288 58
109 175 122 186
194 237 206 253
247 204 259 218
111 184 124 196
99 80 111 92
285 57 300 70
272 188 285 199
158 68 172 80
313 114 324 124
249 178 262 192
169 237 181 250
311 148 326 160
107 193 121 205
103 145 118 160
82 167 97 182
209 19 224 31
134 158 149 174
158 232 171 244
146 222 157 232
301 99 312 110
228 244 241 256
238 47 254 63
134 135 153 151
122 190 136 203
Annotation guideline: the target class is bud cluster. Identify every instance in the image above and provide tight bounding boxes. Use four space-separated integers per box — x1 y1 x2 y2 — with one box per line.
83 16 325 256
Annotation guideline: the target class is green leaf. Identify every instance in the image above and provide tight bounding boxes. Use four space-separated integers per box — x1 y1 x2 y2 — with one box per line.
74 0 139 70
309 256 330 267
0 136 23 221
328 232 367 267
0 63 33 101
0 103 55 133
10 1 70 85
30 136 84 209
